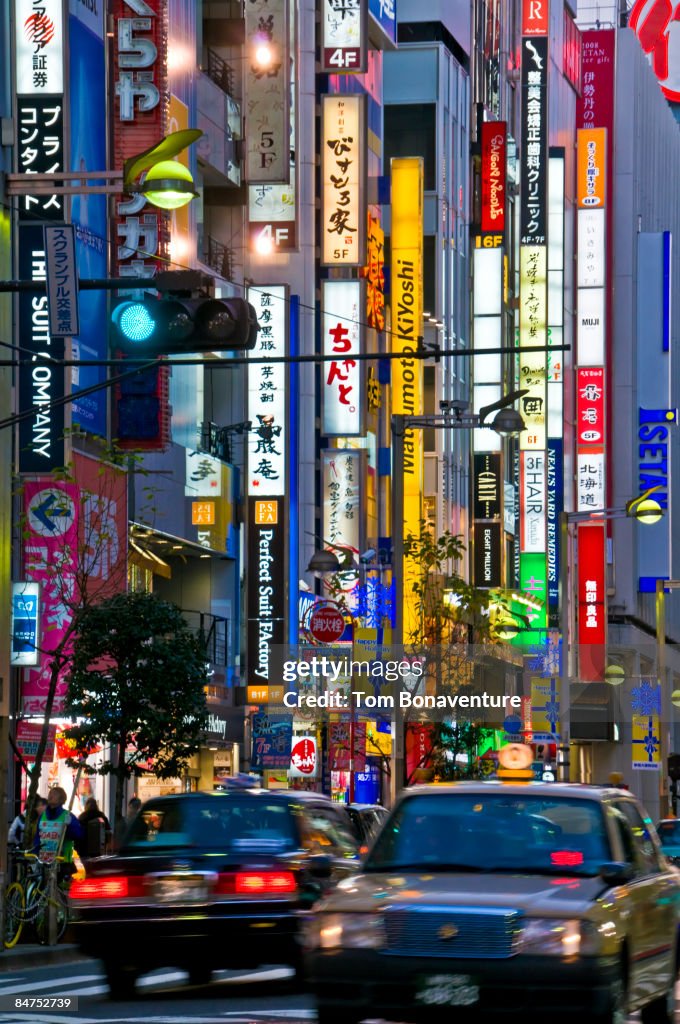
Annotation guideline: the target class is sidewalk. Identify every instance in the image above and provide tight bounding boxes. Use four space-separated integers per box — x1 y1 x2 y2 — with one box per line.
0 943 89 972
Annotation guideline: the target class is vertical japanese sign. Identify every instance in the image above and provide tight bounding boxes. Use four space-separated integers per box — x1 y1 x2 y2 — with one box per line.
244 0 290 183
251 712 293 768
321 94 366 267
519 20 549 634
577 524 606 682
480 121 506 236
112 0 169 450
362 213 385 330
15 0 66 473
247 499 286 688
321 0 367 73
247 286 288 496
44 224 79 337
391 157 424 640
322 281 364 436
576 32 614 681
322 450 363 559
69 0 108 437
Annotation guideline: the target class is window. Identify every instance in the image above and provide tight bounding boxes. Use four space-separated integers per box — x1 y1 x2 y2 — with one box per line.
384 104 436 191
299 805 359 859
124 797 297 851
613 801 661 874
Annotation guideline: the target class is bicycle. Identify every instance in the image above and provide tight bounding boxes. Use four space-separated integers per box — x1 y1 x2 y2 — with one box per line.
3 849 33 948
3 854 70 946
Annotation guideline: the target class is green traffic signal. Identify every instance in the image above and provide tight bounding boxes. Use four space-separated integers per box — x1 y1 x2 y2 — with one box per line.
111 296 260 354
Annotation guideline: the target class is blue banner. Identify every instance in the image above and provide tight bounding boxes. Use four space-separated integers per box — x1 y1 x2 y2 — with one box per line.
251 713 294 769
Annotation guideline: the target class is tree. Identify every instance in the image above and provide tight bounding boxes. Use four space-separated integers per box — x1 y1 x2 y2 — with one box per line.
17 446 137 842
64 591 209 823
402 522 503 785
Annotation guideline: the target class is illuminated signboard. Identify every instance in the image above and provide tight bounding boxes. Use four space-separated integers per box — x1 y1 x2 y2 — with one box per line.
322 280 364 436
481 121 506 236
247 497 286 687
473 246 503 453
473 522 503 589
247 286 288 497
577 451 605 511
577 128 606 209
322 449 363 559
577 524 606 681
577 288 605 365
249 167 297 252
391 157 424 639
362 213 385 330
321 94 366 267
321 0 367 73
520 36 548 246
244 0 289 183
473 453 502 520
10 581 40 667
638 407 678 507
577 209 605 288
520 451 546 553
576 367 605 446
519 246 547 451
15 0 64 93
522 0 549 35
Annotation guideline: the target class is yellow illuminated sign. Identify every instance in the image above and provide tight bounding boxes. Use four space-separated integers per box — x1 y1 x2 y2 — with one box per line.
391 157 424 641
519 246 547 451
577 128 606 210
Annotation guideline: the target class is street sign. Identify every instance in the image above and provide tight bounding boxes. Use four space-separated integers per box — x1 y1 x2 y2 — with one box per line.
10 581 40 666
43 224 80 338
308 602 345 644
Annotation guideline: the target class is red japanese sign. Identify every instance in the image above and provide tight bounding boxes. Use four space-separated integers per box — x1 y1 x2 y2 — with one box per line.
577 30 615 132
522 0 549 36
289 736 318 777
481 122 506 235
630 0 680 103
322 280 364 436
576 367 605 446
577 523 606 681
328 720 367 771
16 722 57 762
309 602 346 644
405 722 435 783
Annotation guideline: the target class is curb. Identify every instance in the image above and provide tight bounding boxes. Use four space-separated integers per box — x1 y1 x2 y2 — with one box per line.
0 944 89 972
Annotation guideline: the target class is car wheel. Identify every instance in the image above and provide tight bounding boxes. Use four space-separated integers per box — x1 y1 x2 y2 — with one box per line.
640 982 676 1024
593 976 628 1024
316 1005 361 1024
187 965 212 986
104 962 139 1000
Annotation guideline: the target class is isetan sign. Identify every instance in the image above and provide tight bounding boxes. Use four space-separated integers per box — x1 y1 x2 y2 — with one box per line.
638 407 678 507
481 122 506 235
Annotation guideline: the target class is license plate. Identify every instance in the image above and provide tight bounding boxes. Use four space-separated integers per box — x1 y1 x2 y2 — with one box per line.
415 974 480 1007
153 877 208 902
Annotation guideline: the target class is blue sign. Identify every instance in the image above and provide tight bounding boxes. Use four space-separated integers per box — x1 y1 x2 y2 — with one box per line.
251 713 294 769
638 407 677 509
369 0 396 45
10 583 40 666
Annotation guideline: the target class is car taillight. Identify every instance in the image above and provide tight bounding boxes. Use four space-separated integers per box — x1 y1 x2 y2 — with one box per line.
70 876 144 899
550 850 584 867
215 871 297 895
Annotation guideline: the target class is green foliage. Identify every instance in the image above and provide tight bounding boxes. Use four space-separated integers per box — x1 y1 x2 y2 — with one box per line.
425 722 493 782
64 592 209 810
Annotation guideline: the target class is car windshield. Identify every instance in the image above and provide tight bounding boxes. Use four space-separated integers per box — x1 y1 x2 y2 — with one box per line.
123 797 298 851
365 793 611 877
657 820 680 846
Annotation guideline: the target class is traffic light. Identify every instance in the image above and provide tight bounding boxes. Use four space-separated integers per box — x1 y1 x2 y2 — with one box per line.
111 296 260 354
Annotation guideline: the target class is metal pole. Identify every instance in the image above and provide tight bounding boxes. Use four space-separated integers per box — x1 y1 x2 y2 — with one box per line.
390 415 405 806
558 511 571 782
657 578 668 817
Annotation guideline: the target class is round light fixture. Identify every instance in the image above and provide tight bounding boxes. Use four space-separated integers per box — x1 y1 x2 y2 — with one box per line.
307 549 341 576
604 664 625 686
494 617 520 641
491 407 525 436
633 498 663 526
672 690 680 709
140 160 197 210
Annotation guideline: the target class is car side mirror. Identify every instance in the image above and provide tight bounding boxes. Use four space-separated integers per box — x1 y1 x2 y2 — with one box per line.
308 854 333 879
599 861 634 887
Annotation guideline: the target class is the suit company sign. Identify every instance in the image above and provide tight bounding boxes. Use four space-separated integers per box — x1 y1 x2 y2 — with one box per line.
247 499 285 685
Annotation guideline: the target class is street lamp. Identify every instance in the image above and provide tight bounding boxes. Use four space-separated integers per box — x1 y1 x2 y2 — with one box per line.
558 490 664 783
390 390 527 804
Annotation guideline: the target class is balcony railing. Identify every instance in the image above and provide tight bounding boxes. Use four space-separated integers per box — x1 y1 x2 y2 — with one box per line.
182 610 228 668
206 48 235 97
202 235 236 282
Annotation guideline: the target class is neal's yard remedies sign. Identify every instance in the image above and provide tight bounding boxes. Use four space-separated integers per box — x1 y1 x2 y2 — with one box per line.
247 498 285 687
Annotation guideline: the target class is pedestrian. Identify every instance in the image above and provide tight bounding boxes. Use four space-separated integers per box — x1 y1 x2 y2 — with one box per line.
78 797 112 859
114 796 142 849
9 797 47 849
34 786 85 879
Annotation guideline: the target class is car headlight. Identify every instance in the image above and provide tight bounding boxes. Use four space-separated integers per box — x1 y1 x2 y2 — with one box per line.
520 919 600 957
312 913 385 950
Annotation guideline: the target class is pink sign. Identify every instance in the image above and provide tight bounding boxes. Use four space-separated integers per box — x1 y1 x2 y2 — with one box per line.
15 721 57 762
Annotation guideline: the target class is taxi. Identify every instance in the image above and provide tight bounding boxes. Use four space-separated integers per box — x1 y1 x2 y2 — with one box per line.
305 763 680 1024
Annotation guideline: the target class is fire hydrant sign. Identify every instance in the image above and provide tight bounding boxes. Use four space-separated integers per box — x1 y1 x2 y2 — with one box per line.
308 602 345 644
289 736 318 777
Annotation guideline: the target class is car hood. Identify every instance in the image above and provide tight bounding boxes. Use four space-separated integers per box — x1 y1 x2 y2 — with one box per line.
318 870 607 916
